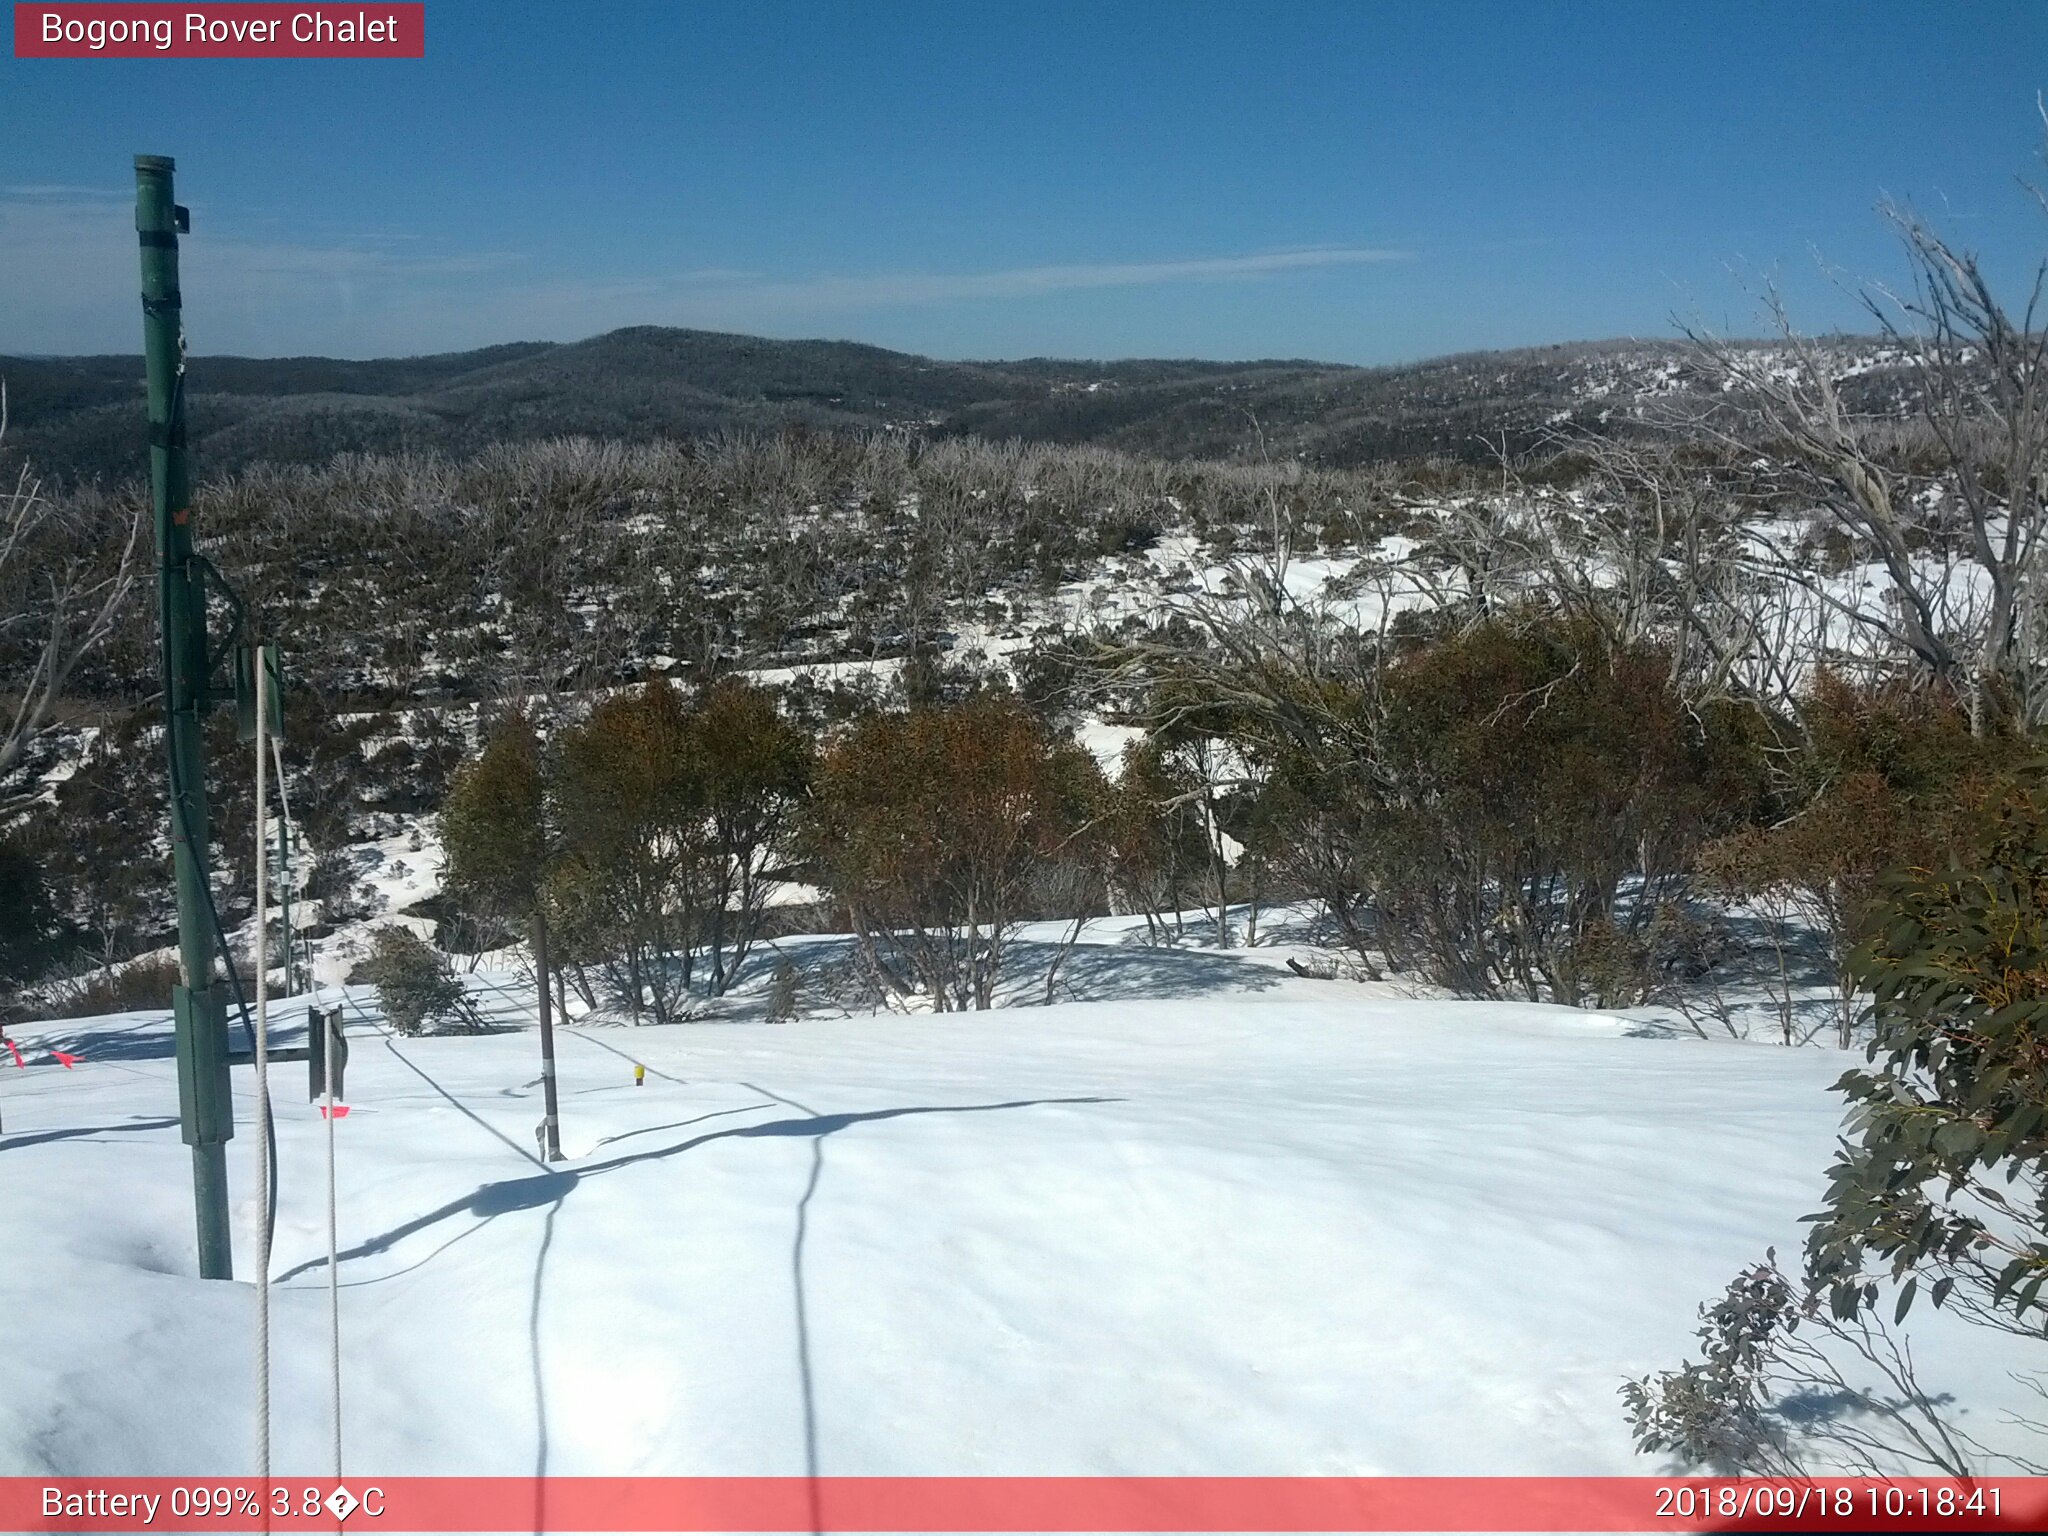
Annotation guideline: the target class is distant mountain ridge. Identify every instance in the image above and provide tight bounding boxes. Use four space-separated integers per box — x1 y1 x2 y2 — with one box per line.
0 325 1894 482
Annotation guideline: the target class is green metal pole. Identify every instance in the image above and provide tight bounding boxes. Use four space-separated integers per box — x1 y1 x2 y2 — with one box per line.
137 154 234 1281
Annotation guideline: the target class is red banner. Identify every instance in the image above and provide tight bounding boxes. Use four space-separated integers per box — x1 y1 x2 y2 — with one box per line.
4 1477 2047 1532
13 5 424 58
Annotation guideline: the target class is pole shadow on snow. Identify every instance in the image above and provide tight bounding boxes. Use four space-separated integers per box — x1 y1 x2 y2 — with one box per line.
380 1036 553 1171
275 1096 1115 1285
739 1082 831 1536
277 1085 1114 1536
726 1082 1132 1536
529 1198 562 1534
591 1102 773 1149
0 1115 180 1152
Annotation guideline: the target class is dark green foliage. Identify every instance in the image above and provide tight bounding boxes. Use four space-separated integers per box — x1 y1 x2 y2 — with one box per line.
0 838 73 995
1246 734 1384 964
1701 676 2018 1045
1100 737 1211 942
695 679 814 993
1807 761 2048 1334
440 708 554 1009
544 678 814 1019
807 693 1103 1010
1621 1253 1986 1476
23 711 172 972
442 711 547 925
550 682 704 1023
9 691 433 992
1627 762 2048 1476
1276 613 1768 1002
358 925 470 1036
1622 1258 1815 1474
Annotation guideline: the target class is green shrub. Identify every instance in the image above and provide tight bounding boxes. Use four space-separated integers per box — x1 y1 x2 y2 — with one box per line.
1701 674 2022 1045
38 954 183 1020
1626 761 2048 1477
358 925 469 1035
1361 613 1767 1001
807 692 1103 1009
1810 761 2048 1333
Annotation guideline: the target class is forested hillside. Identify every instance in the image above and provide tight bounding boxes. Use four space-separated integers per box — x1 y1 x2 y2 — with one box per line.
0 326 1916 481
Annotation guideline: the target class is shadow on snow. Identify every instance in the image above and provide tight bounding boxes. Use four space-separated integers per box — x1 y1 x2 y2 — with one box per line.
273 1095 1117 1285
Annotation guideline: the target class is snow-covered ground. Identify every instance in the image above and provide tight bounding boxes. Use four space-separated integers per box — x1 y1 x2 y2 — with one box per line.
2 928 2036 1480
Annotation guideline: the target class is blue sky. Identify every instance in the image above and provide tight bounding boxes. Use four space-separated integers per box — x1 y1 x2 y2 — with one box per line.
3 0 2045 362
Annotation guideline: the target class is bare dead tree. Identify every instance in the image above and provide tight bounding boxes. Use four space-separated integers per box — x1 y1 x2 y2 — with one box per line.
1483 431 1850 739
1677 138 2048 734
0 387 145 808
1863 193 2048 731
1679 308 1967 691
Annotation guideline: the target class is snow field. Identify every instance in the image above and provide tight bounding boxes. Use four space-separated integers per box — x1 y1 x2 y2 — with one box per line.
4 953 2038 1480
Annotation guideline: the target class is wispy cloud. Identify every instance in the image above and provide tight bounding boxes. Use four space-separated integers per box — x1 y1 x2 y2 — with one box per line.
2 183 132 201
0 182 1409 356
0 186 528 352
652 246 1412 312
449 246 1413 345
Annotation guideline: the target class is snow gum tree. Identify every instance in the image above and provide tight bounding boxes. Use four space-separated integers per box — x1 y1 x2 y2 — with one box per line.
694 678 814 995
1251 734 1386 975
1100 736 1208 943
1812 762 2048 1336
441 708 566 1156
358 926 469 1037
550 681 708 1024
808 693 1103 1010
1183 610 1767 1003
542 678 813 1020
442 709 551 933
1363 613 1769 1003
1140 695 1260 948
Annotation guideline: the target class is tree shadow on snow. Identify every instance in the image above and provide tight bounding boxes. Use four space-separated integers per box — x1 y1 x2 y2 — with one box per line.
1011 939 1285 1005
4 1013 180 1063
577 926 1289 1025
8 1003 352 1065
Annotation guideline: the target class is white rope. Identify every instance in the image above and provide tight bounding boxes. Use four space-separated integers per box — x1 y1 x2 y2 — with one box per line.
252 646 273 1485
268 736 301 997
268 712 343 1477
324 1002 342 1479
